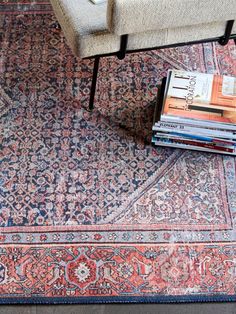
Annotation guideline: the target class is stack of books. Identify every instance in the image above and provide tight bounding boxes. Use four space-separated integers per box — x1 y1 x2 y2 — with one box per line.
152 70 236 156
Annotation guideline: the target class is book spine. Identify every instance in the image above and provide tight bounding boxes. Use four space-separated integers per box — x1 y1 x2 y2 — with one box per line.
153 122 236 139
154 131 236 146
153 127 236 140
174 139 234 152
152 139 236 156
154 137 234 153
153 132 236 146
161 115 236 131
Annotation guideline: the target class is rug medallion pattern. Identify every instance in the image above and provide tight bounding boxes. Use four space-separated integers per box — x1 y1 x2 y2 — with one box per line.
0 2 236 303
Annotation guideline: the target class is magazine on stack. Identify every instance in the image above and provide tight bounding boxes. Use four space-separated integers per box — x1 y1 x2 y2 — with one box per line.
152 70 236 155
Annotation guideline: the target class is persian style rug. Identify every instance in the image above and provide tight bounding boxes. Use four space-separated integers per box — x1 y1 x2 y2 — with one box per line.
0 1 236 305
0 0 52 14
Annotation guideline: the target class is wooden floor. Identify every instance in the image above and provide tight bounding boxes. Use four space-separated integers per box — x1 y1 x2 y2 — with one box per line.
0 303 235 314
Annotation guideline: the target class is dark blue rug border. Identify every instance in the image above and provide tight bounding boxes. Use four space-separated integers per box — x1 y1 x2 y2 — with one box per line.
0 295 235 305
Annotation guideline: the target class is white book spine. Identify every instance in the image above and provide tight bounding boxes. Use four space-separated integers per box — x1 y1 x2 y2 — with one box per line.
161 116 236 131
153 124 236 139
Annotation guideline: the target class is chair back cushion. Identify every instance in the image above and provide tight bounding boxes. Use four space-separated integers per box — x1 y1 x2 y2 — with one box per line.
107 0 236 35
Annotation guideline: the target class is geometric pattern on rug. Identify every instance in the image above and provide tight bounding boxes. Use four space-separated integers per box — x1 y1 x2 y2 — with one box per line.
0 0 52 15
0 3 236 303
0 244 235 299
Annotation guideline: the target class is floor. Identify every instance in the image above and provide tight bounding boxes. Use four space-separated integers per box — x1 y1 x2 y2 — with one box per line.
0 303 235 314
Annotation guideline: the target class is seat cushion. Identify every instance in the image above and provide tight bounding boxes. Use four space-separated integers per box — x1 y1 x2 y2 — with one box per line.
86 22 236 58
128 22 236 52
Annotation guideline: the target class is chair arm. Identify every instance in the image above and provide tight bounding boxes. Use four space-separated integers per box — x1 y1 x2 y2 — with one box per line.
107 0 236 35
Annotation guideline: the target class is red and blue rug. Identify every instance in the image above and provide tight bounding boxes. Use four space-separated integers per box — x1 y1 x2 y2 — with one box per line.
0 1 236 304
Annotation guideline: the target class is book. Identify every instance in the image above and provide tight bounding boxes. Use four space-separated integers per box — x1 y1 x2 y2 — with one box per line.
161 70 236 130
153 121 236 139
152 139 236 156
153 131 236 146
153 133 235 150
152 70 236 156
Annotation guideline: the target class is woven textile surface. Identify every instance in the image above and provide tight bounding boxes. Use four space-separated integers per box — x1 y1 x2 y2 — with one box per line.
0 1 236 304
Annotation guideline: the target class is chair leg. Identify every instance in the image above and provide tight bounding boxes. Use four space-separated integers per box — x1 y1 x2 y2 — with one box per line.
218 20 234 46
89 56 100 111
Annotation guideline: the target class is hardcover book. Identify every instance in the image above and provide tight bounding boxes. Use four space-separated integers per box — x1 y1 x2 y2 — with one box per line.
161 70 236 130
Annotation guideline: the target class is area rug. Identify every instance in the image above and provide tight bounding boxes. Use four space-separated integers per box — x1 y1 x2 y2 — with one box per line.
0 0 52 14
0 2 236 304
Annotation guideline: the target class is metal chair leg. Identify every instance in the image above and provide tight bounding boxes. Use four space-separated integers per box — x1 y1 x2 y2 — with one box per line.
117 34 128 60
89 56 100 111
218 20 234 46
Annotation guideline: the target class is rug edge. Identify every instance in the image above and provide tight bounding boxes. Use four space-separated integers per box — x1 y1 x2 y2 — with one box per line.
0 295 235 305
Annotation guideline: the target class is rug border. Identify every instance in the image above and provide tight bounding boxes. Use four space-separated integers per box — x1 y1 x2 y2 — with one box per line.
0 295 235 305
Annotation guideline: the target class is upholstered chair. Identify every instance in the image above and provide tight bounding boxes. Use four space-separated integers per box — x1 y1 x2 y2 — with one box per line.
50 0 236 110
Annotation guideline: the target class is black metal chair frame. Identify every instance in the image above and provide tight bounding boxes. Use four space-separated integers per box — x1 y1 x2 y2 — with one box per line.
86 20 236 111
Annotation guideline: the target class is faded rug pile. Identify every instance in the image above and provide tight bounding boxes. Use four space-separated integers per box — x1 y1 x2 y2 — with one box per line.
0 0 236 304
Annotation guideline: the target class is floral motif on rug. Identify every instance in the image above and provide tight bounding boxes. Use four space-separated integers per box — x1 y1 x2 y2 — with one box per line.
0 9 236 304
